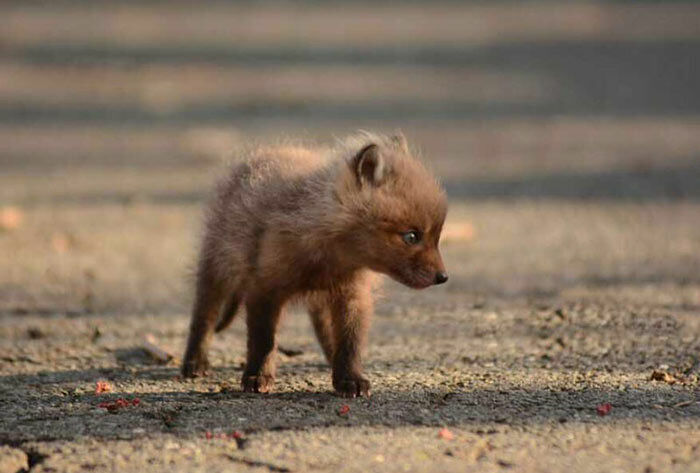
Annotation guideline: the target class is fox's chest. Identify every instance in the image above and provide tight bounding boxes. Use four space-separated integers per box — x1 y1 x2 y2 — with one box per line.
295 258 355 292
256 250 356 295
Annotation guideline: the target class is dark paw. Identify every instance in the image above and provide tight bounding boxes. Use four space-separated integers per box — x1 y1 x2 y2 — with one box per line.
241 374 275 393
181 353 210 378
333 374 371 398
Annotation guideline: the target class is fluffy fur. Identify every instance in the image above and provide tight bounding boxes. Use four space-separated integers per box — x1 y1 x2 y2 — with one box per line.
182 132 448 397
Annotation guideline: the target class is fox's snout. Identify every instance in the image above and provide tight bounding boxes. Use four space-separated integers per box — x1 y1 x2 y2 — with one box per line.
434 271 448 285
424 248 448 287
403 266 448 289
396 248 448 289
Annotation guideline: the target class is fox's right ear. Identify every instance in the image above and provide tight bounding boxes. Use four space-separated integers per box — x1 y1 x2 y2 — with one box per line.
391 132 409 153
353 144 385 187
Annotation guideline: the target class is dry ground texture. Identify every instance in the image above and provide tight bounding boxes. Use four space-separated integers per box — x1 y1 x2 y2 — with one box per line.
1 1 700 472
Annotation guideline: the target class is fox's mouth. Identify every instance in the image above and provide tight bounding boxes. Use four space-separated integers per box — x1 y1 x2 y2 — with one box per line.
388 269 435 290
404 280 433 290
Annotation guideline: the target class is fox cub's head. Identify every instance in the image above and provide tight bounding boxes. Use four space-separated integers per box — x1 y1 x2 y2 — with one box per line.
339 134 448 289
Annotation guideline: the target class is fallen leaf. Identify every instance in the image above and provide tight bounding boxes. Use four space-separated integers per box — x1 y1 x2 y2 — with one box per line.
441 221 476 243
142 334 174 364
95 380 112 394
673 400 694 408
0 206 23 231
649 370 678 384
97 397 140 412
650 370 684 385
596 403 612 416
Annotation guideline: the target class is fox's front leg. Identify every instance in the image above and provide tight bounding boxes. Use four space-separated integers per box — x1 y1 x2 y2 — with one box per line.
329 283 372 398
242 292 283 393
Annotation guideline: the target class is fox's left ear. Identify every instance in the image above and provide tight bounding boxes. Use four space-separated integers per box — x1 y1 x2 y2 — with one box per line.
353 143 385 187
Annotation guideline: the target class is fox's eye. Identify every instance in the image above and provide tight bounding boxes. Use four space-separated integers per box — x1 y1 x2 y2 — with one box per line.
401 230 421 245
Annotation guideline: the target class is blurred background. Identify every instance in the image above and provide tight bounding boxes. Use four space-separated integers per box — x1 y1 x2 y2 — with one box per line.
1 0 699 315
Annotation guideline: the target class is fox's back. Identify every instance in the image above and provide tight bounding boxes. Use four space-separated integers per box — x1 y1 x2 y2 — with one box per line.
201 144 337 276
222 144 332 212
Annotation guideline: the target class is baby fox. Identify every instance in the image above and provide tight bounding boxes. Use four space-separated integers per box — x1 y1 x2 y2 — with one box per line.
182 132 448 397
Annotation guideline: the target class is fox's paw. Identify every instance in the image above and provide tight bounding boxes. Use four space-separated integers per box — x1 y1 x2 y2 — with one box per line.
333 374 371 398
241 374 275 393
181 353 210 378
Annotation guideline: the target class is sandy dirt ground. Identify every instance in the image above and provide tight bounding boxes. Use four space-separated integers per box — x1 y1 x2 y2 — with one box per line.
1 2 699 472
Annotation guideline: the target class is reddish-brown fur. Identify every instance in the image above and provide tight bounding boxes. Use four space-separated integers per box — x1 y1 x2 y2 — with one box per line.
182 132 448 397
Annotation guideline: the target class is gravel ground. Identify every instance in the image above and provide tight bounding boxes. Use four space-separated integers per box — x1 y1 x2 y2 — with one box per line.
1 201 699 473
1 1 700 472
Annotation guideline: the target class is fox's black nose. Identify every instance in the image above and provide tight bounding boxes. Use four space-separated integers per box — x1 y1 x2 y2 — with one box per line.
434 271 449 285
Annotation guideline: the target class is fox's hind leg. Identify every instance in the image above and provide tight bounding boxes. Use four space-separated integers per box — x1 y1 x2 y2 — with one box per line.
182 259 230 378
307 294 335 364
241 290 284 393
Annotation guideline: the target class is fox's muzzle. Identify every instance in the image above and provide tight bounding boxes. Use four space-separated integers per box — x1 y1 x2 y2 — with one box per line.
434 271 449 285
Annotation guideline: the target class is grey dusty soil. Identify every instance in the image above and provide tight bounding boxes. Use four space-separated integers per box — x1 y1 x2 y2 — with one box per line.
2 202 699 473
1 1 700 472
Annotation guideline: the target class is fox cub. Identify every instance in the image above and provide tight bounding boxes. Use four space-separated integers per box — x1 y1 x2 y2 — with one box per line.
182 132 448 397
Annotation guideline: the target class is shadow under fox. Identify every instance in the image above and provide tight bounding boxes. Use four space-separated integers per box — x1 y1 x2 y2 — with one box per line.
182 133 448 397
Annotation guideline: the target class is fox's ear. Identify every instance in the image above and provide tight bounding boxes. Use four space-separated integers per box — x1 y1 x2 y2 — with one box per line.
391 132 409 153
353 143 385 187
